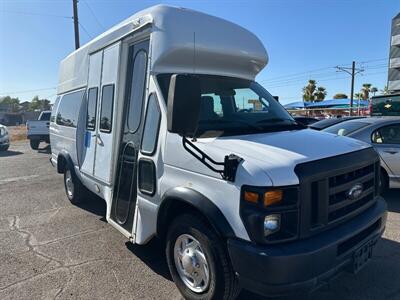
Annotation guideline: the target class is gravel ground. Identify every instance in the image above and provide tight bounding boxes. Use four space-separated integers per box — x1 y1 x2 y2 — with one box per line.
0 141 399 300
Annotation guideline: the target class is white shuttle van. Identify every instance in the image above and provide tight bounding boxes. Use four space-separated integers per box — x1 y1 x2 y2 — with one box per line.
50 5 387 299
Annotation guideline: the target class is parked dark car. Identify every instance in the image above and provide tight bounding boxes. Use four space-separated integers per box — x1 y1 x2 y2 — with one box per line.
293 116 319 126
310 116 366 130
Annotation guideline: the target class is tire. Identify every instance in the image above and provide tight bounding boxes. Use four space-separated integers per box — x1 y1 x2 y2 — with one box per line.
63 166 86 204
0 145 9 151
30 139 40 150
166 214 239 300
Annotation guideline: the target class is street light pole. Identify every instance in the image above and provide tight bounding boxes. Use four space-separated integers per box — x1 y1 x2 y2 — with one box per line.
72 0 80 50
336 61 363 116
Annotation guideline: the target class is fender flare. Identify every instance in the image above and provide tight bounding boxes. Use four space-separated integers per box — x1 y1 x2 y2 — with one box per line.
57 151 75 175
157 187 235 239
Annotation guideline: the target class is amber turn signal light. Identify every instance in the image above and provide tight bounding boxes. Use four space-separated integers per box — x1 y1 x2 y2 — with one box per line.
244 191 259 204
264 190 283 207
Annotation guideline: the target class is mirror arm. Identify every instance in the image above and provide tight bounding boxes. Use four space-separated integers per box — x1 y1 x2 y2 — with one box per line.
182 137 243 182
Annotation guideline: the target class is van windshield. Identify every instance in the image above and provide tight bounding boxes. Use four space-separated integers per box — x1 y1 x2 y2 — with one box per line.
158 74 302 137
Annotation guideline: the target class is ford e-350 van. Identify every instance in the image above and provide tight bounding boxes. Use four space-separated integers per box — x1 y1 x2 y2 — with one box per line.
50 5 387 299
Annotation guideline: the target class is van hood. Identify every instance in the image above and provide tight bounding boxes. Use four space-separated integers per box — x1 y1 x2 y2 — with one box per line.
196 129 371 186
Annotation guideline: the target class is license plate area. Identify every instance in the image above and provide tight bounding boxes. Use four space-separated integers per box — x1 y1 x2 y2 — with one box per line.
352 238 376 273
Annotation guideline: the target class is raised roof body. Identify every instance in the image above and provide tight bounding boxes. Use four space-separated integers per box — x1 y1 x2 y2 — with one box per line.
58 5 268 94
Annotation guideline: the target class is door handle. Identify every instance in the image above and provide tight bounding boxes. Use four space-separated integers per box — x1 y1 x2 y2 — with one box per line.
384 150 398 155
92 133 99 138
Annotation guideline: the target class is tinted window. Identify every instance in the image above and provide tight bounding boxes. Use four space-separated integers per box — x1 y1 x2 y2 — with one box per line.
371 95 400 116
322 121 370 136
127 50 147 132
141 94 161 155
372 124 400 144
56 91 85 127
87 88 98 131
40 112 51 121
50 96 60 123
99 85 114 133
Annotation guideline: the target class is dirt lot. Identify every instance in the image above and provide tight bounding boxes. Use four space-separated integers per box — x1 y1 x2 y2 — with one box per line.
0 141 399 300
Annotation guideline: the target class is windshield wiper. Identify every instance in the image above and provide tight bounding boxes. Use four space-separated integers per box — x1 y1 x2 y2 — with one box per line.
256 118 296 124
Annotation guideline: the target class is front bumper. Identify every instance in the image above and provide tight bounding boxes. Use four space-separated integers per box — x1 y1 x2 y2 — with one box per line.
228 197 387 297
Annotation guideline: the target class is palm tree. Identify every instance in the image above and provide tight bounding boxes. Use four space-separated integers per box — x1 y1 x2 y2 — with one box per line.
361 83 372 100
381 86 389 95
371 87 378 97
354 93 362 100
314 86 327 101
333 93 348 99
302 80 317 102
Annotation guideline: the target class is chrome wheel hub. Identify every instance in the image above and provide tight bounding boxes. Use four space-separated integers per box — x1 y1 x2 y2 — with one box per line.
174 234 210 293
65 170 74 198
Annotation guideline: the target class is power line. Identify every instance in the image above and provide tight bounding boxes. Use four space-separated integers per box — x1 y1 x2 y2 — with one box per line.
78 21 93 39
0 87 57 95
82 0 105 30
1 10 72 19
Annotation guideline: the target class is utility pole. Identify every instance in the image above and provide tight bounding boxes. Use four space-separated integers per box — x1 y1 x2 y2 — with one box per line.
336 61 364 116
72 0 80 49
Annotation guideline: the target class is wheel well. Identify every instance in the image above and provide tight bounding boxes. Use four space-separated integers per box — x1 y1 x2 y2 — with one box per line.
157 199 218 241
57 155 67 174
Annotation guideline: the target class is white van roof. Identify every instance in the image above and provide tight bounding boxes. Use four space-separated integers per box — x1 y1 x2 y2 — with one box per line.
58 5 268 95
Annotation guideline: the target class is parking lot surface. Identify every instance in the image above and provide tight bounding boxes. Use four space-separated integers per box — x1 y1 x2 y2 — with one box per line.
1 141 399 300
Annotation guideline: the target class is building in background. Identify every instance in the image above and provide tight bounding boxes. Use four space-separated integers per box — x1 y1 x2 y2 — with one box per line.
388 12 400 92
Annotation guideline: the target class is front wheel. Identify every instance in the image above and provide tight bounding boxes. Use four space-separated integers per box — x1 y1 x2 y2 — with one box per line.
166 214 239 300
63 167 86 204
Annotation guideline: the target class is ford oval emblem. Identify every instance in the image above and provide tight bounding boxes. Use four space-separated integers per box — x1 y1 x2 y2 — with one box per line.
347 183 363 200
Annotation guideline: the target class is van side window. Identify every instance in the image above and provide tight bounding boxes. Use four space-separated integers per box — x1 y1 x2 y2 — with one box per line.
56 90 85 127
50 96 60 123
141 94 161 155
86 88 98 131
99 84 114 133
127 50 148 132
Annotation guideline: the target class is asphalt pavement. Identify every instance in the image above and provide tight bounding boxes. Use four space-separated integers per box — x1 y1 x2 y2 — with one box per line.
0 141 399 300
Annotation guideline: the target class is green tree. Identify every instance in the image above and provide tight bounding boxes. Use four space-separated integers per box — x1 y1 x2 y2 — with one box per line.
302 80 317 102
0 96 20 112
361 83 372 100
333 93 348 99
354 93 362 100
314 86 327 101
28 96 51 111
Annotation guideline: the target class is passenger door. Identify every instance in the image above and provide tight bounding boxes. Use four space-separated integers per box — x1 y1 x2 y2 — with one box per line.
372 123 400 177
110 40 149 232
81 51 102 176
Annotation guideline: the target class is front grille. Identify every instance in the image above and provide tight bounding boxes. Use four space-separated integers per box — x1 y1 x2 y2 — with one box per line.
327 164 376 223
295 148 381 239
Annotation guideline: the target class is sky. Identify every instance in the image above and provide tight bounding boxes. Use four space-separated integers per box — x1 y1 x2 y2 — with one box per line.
0 0 399 105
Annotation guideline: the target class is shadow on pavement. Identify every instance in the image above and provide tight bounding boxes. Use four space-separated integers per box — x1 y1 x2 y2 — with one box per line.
75 194 107 221
126 238 173 281
0 150 23 157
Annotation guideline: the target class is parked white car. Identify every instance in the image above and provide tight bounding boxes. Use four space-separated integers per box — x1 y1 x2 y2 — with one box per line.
0 124 10 151
27 110 51 149
323 117 400 190
50 5 387 299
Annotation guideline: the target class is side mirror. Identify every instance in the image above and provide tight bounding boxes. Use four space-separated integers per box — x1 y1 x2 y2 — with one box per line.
167 74 201 136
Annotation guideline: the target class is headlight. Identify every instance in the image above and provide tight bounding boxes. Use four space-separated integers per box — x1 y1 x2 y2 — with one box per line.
0 128 4 136
240 185 299 244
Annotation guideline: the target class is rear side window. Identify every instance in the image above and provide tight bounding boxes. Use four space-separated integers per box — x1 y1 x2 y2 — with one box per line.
50 96 60 123
372 124 400 144
141 94 161 155
56 90 85 127
99 85 114 133
322 121 369 136
86 88 98 131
